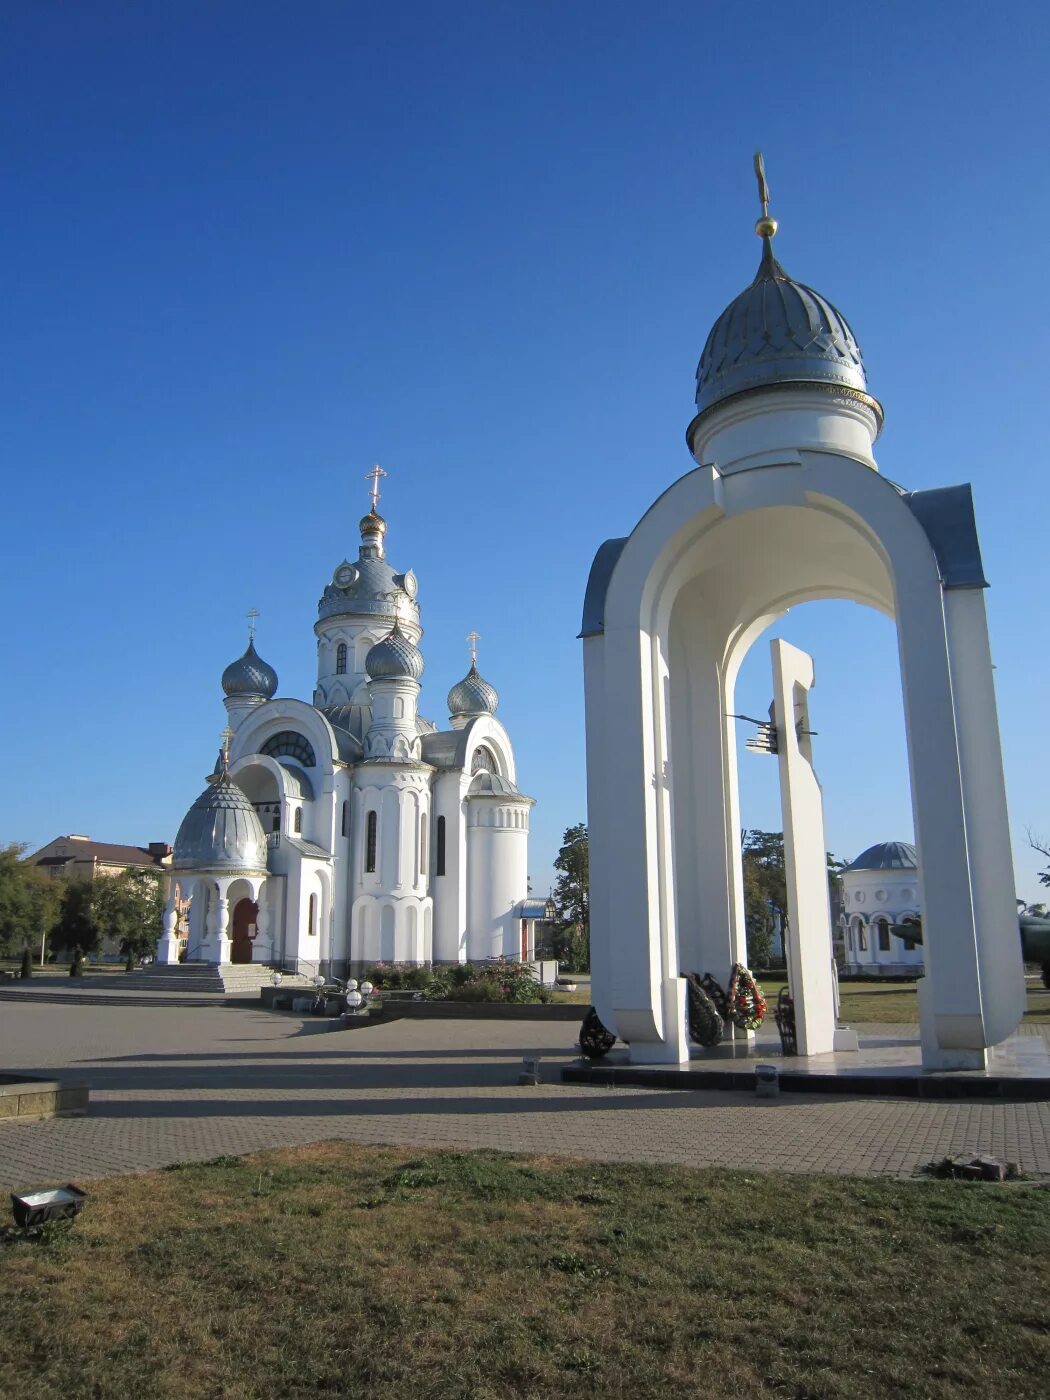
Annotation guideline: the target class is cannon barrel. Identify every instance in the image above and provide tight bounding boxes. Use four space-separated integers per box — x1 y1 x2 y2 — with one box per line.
1019 915 1050 965
888 915 1050 961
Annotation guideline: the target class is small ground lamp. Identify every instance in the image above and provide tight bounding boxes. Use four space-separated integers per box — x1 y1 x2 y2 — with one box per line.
11 1184 87 1230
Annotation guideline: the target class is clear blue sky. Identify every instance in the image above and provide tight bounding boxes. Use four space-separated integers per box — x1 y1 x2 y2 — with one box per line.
3 1 1048 899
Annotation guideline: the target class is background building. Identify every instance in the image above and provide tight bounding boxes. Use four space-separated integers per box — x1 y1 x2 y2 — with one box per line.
160 495 538 978
839 841 923 976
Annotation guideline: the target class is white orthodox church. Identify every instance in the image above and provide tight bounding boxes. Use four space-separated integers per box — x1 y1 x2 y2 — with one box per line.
157 484 538 977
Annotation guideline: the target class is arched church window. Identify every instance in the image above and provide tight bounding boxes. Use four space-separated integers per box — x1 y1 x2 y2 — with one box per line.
308 893 316 936
294 807 302 834
260 731 317 768
341 801 348 838
365 811 378 873
272 806 281 834
420 814 427 875
471 746 497 775
877 919 890 953
858 926 868 952
436 816 446 877
336 642 348 675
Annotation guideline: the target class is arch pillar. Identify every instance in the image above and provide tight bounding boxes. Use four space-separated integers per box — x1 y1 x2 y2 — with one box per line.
584 454 1024 1070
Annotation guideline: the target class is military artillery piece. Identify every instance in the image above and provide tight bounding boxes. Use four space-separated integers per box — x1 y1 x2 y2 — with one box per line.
891 914 1050 989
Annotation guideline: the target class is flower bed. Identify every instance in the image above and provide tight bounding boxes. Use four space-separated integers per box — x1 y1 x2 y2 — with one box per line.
362 958 552 1006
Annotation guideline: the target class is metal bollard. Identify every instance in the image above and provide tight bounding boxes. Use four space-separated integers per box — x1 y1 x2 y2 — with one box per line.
518 1056 541 1086
755 1063 780 1098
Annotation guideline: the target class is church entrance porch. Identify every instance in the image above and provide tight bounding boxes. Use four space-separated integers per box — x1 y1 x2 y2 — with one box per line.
231 898 258 963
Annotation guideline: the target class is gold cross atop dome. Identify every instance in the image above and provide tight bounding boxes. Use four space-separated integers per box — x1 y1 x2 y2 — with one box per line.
753 151 778 239
365 463 388 511
467 631 480 666
219 726 235 769
246 607 259 642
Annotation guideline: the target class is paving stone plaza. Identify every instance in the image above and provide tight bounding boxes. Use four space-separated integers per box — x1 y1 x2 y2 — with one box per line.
1 986 1048 1188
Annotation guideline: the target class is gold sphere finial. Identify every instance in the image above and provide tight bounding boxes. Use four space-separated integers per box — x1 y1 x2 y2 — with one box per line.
753 151 776 240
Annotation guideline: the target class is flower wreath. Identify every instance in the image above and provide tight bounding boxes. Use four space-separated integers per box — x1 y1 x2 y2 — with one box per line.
725 963 768 1031
579 1006 616 1060
685 974 724 1048
697 972 727 1019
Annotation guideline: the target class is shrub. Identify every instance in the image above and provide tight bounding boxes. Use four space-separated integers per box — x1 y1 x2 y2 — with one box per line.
447 962 478 986
444 980 503 1003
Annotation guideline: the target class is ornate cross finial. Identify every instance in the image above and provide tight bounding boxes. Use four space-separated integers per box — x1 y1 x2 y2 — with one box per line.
246 607 259 642
467 630 480 666
219 726 235 769
753 151 778 239
365 463 387 511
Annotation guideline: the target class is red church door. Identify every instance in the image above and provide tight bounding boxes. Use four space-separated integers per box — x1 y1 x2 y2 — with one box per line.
231 898 258 964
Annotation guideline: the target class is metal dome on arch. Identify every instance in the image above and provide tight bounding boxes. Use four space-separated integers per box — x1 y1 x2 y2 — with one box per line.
692 235 881 429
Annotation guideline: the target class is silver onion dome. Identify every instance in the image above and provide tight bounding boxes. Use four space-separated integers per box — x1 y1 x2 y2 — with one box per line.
221 640 278 699
365 620 424 681
447 662 499 718
692 236 878 424
172 775 268 872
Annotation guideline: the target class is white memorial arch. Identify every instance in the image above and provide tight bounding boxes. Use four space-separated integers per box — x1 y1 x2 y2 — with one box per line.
582 168 1023 1070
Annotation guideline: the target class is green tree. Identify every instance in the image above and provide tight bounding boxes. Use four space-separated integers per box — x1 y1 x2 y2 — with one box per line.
0 844 61 959
741 830 786 967
93 868 164 960
741 830 846 967
551 823 589 971
1030 833 1050 890
50 880 100 958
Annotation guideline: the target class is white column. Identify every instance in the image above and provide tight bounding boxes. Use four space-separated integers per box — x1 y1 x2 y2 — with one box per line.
942 587 1025 1045
206 882 233 965
252 881 273 963
771 640 837 1056
896 576 988 1068
157 885 180 965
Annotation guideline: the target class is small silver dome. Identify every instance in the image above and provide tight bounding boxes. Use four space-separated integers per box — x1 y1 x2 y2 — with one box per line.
693 238 878 423
448 663 499 717
173 775 268 872
843 841 918 873
365 621 424 681
221 640 278 699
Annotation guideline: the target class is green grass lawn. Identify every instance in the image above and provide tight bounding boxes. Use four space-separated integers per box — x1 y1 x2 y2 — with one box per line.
0 1144 1047 1399
757 977 1050 1026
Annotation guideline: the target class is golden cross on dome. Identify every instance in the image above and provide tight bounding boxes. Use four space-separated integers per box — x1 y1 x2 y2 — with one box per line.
246 607 259 642
467 631 480 666
753 151 778 238
219 726 235 768
365 463 388 511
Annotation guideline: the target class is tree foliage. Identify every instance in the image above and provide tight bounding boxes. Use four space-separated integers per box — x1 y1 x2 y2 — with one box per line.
551 823 589 971
92 868 164 958
49 867 164 960
50 880 100 957
741 830 845 967
1030 833 1050 891
0 844 62 958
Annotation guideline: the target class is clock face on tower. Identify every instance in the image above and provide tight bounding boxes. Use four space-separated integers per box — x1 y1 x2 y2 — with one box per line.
334 562 358 589
402 569 418 599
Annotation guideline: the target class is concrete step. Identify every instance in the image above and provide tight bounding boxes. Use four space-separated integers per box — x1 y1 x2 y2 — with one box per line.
110 964 315 995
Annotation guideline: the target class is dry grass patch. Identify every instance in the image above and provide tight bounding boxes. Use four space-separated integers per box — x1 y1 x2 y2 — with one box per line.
0 1142 1047 1399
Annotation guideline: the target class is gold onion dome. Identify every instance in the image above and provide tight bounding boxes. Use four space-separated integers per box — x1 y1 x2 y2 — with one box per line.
360 508 387 536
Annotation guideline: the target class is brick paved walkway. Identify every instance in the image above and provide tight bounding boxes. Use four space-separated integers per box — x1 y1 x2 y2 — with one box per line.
1 994 1048 1187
